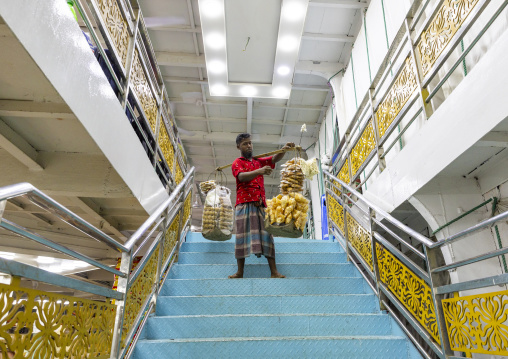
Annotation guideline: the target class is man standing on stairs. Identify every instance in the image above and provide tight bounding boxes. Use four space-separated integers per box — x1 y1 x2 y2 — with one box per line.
228 133 294 279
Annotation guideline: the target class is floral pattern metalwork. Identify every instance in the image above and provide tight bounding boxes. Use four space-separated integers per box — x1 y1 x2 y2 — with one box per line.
375 56 418 140
158 123 175 175
350 120 376 177
338 160 350 185
418 0 481 76
162 213 180 266
95 0 129 66
376 243 441 344
175 161 184 185
183 192 192 225
327 194 344 234
122 244 160 347
346 213 373 271
442 290 508 356
131 49 158 133
0 281 116 358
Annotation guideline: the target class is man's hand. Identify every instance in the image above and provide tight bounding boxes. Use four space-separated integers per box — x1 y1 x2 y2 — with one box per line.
258 166 273 176
282 142 296 151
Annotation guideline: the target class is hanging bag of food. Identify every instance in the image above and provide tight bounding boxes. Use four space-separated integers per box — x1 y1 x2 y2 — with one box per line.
201 185 234 241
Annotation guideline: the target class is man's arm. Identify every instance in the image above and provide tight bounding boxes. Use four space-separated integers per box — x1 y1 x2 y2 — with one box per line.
272 142 296 163
237 166 273 182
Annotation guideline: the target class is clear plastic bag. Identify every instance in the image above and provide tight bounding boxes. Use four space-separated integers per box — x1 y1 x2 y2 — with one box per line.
201 186 234 241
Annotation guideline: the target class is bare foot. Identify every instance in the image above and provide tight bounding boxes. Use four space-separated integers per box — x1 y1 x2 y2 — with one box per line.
228 272 243 279
270 272 286 278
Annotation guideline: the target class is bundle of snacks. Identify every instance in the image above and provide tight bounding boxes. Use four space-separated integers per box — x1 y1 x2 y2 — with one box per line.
199 180 217 195
201 186 234 241
280 158 305 194
265 193 310 238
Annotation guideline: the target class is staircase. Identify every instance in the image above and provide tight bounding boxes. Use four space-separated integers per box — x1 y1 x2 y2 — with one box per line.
133 233 422 358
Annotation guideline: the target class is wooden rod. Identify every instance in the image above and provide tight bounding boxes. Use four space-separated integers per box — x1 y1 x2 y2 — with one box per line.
215 146 303 171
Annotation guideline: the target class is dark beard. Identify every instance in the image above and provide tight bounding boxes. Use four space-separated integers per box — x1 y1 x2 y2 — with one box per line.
242 151 253 159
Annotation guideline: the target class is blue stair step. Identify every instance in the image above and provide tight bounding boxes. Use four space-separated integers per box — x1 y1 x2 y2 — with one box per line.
178 252 347 264
143 313 393 339
180 241 343 253
156 294 380 316
133 336 418 359
161 277 369 296
168 263 361 279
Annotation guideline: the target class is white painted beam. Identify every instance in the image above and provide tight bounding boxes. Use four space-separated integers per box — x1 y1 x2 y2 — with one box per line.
148 25 202 33
156 52 206 67
247 98 253 133
0 119 43 171
475 132 508 147
309 0 368 9
170 98 325 111
0 100 75 119
163 77 329 91
302 32 355 42
175 115 319 127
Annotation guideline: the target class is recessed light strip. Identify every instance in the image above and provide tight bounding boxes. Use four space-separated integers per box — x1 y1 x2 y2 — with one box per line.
199 0 309 99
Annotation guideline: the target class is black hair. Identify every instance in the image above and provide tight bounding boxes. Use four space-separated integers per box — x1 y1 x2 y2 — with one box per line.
236 133 251 146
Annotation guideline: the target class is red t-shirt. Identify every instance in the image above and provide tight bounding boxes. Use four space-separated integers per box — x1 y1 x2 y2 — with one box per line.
232 156 275 207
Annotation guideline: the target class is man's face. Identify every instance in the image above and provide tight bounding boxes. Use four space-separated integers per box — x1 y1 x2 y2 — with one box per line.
237 137 253 159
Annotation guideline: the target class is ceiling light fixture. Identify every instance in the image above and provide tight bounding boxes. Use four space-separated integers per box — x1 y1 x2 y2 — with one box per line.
201 0 223 18
277 66 291 75
283 3 306 21
241 86 257 97
211 84 228 95
37 256 54 264
206 33 225 49
273 87 290 98
207 60 226 74
279 36 298 51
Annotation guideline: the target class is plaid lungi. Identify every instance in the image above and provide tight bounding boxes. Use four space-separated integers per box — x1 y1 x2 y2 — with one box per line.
235 202 275 259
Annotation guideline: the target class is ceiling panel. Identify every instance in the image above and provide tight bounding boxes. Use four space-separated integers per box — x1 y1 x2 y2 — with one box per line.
149 31 196 52
299 40 344 62
140 0 190 22
174 103 206 116
206 104 247 118
252 124 282 136
160 66 201 78
252 106 285 120
176 118 208 131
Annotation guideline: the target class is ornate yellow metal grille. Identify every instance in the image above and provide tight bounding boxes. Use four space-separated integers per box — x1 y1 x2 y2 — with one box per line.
418 0 480 76
0 281 116 358
175 161 183 185
158 123 175 174
183 192 192 224
95 0 129 66
122 243 160 347
375 56 418 139
327 194 344 234
338 160 350 184
350 121 376 177
331 180 341 197
376 243 441 344
131 50 158 133
346 213 373 271
442 289 508 356
162 213 180 265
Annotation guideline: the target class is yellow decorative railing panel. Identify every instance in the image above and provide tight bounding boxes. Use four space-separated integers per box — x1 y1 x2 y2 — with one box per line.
338 159 350 184
95 0 129 67
0 282 116 358
376 243 441 344
122 243 160 347
158 123 175 174
443 289 508 356
375 56 418 139
163 213 180 265
183 192 192 224
346 212 373 271
327 193 344 234
350 120 376 177
132 50 158 133
175 161 184 185
418 0 481 76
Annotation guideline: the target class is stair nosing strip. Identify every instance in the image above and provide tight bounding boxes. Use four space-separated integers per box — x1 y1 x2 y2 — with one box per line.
149 313 385 319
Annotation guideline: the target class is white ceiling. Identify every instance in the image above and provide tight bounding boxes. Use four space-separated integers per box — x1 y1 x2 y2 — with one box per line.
139 0 367 228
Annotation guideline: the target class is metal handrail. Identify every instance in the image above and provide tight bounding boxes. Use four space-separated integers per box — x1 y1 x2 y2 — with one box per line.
124 166 195 250
324 170 434 247
0 182 128 252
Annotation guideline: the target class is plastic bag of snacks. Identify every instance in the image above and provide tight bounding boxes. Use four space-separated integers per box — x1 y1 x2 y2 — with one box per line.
280 158 305 195
265 192 309 238
201 186 234 241
199 180 217 195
